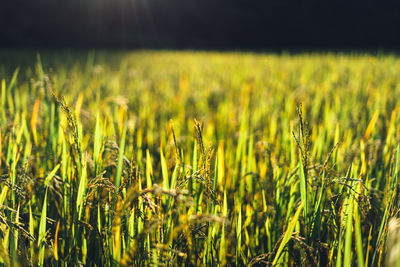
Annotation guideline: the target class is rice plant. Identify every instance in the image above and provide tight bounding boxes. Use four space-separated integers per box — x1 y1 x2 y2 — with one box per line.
0 50 400 266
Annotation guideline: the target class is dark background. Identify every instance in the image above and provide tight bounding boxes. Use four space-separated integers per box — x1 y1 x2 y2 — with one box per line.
1 0 400 50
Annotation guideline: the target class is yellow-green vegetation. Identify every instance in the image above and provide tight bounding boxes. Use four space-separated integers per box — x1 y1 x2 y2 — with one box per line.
1 51 400 266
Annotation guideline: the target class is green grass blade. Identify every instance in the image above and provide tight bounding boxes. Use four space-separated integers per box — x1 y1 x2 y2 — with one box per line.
38 189 48 266
272 202 304 265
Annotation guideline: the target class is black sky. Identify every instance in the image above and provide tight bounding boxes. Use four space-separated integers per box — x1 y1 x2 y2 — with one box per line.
1 0 400 50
